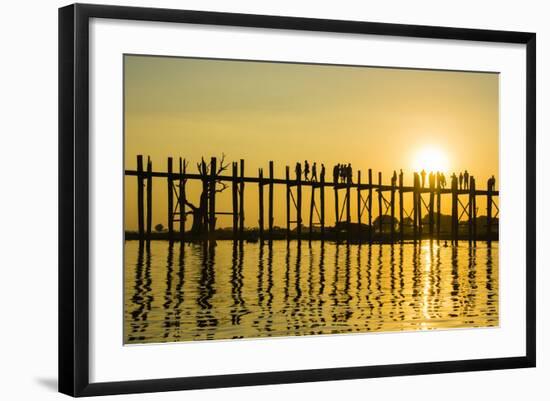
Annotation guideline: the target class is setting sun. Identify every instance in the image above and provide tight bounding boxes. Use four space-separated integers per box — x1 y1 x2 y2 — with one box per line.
412 147 449 173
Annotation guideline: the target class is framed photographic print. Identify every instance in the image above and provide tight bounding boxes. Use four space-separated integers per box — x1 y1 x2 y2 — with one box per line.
58 3 536 397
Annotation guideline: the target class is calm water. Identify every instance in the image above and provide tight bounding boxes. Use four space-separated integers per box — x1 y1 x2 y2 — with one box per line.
124 240 498 344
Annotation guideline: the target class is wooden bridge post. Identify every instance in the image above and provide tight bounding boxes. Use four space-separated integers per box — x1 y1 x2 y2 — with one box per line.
436 174 441 239
357 171 362 242
309 182 315 240
146 157 152 241
417 175 423 238
429 174 434 237
179 158 186 242
413 173 420 241
167 157 173 239
232 162 238 239
136 155 144 240
399 171 404 242
452 175 458 242
239 159 245 239
390 174 396 242
209 157 217 238
472 177 477 240
368 169 373 243
285 166 290 239
258 168 264 241
378 172 383 235
346 175 351 243
334 180 339 228
297 167 302 238
320 172 325 238
487 178 493 242
468 176 474 243
268 161 274 241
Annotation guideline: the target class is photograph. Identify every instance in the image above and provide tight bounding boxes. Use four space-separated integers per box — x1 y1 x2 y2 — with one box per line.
123 55 500 345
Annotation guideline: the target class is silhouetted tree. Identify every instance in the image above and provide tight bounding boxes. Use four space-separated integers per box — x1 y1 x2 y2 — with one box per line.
184 154 230 236
373 215 398 233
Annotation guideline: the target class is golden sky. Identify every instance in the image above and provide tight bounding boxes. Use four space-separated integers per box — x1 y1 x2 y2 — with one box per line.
124 55 499 231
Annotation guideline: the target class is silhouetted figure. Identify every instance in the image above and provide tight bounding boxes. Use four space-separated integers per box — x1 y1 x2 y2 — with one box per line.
464 170 469 190
441 173 447 189
420 169 426 188
429 171 435 189
320 164 326 182
333 164 339 184
311 162 318 182
346 164 352 184
459 172 463 190
391 170 397 187
489 175 496 191
451 172 457 186
304 160 310 181
295 162 302 181
340 164 346 183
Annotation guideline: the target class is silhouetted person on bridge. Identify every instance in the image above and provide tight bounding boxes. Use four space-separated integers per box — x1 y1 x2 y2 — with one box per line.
488 175 496 191
464 170 469 190
295 162 302 181
346 164 352 184
333 164 339 184
429 171 435 189
311 162 318 182
451 172 457 187
459 172 463 190
421 169 426 188
340 164 346 183
304 160 310 181
441 172 447 188
391 170 397 187
320 164 326 182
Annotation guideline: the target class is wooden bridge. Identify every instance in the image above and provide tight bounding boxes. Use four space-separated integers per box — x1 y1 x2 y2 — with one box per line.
126 155 499 243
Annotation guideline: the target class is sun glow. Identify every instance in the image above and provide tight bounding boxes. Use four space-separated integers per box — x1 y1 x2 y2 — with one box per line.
412 147 449 173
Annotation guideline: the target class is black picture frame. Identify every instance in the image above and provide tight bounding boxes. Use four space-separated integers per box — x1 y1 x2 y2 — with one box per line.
59 3 536 397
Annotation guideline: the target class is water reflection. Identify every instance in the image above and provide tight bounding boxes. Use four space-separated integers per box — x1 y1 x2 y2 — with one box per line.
124 240 499 344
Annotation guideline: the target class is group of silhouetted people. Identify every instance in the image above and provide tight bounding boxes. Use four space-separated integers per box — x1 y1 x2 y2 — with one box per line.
292 162 496 190
333 163 353 184
295 160 326 182
418 169 448 189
